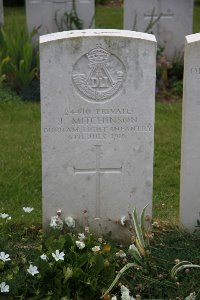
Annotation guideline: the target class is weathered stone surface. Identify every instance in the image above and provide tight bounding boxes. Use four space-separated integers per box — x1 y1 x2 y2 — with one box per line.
40 29 156 239
180 33 200 230
26 0 94 37
0 0 3 25
124 0 193 57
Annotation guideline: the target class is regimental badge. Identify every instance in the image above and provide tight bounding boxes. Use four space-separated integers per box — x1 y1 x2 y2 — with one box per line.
72 46 126 103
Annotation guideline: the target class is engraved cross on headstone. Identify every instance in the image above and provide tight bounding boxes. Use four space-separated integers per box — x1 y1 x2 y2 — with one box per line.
73 145 122 218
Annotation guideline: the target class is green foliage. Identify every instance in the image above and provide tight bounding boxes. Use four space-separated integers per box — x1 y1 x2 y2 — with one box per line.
0 215 121 299
0 21 39 99
20 79 40 102
1 208 200 299
0 51 10 86
156 46 184 97
102 206 152 298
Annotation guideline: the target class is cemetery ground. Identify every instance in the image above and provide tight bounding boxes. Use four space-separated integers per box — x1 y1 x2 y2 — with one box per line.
0 4 200 300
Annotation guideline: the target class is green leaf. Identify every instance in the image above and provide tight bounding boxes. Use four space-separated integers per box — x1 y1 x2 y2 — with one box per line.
101 262 140 298
128 244 142 263
73 267 85 280
94 254 104 274
132 207 145 249
63 266 73 284
44 236 65 251
77 253 88 268
140 204 149 231
171 261 200 279
64 234 74 250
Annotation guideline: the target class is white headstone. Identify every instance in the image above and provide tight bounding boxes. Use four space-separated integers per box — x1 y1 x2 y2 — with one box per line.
180 33 200 230
0 0 3 26
124 0 193 57
26 0 94 38
40 29 156 239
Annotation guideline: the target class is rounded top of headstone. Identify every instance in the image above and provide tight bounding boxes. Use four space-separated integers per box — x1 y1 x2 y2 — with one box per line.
186 33 200 45
40 29 157 44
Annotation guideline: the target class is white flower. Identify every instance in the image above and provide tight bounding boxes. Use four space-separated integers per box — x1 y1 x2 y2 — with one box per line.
50 215 63 230
111 297 117 300
0 252 11 262
116 250 126 258
50 216 57 228
91 246 101 252
65 216 75 228
78 233 85 241
52 250 65 261
121 285 135 300
98 237 103 243
40 254 48 261
0 213 10 219
76 241 85 250
121 215 127 226
27 264 39 276
23 207 34 213
0 282 9 293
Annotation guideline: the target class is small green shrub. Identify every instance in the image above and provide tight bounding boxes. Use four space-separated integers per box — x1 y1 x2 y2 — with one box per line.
156 47 184 97
0 21 39 99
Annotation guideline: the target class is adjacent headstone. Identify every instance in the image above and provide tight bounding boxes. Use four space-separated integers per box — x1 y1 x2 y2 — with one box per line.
40 29 156 239
180 33 200 230
124 0 193 57
0 0 3 26
26 0 94 38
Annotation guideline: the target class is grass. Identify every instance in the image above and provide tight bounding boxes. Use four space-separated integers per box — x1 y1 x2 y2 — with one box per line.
0 89 41 224
153 103 182 222
96 6 123 29
4 7 26 30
